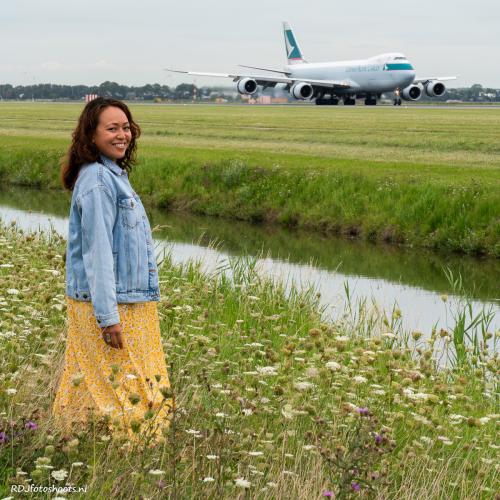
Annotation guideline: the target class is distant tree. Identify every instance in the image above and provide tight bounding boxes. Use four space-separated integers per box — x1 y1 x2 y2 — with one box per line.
174 83 198 100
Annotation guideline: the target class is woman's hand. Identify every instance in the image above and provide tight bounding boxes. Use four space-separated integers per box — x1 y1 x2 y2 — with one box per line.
102 323 123 349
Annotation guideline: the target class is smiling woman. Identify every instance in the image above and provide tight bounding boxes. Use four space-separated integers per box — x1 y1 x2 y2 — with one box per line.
52 98 174 440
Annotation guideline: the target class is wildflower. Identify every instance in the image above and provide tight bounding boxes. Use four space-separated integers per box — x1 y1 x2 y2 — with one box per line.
71 374 84 387
375 433 383 445
51 469 68 481
356 407 370 416
351 482 361 492
323 491 334 498
203 477 215 482
281 404 295 419
353 375 367 384
6 289 20 295
5 388 17 395
235 477 251 489
0 431 8 443
294 381 314 391
128 393 141 405
149 469 165 475
306 366 319 378
256 366 278 376
25 421 38 430
325 361 341 371
71 462 84 467
248 451 264 456
206 454 219 460
437 436 453 446
242 408 253 416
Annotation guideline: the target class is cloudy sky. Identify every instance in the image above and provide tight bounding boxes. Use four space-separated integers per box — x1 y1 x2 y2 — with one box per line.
1 0 498 88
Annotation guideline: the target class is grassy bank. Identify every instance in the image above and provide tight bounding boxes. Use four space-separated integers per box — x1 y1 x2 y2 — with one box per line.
0 103 499 256
0 222 498 498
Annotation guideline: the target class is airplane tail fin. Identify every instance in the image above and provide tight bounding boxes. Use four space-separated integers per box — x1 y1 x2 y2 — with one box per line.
282 22 306 65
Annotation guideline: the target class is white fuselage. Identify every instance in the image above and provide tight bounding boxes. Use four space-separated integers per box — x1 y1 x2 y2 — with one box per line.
287 53 416 95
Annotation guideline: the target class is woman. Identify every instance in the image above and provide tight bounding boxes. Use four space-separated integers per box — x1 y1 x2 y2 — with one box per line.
52 98 173 441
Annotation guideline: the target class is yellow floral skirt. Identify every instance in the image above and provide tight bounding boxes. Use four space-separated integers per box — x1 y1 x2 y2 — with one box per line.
52 297 173 442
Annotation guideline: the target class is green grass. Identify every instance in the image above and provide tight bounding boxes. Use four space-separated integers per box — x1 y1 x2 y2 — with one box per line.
0 222 498 498
0 103 499 256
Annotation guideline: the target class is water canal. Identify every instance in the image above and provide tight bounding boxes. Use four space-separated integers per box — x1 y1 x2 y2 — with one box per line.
1 186 498 337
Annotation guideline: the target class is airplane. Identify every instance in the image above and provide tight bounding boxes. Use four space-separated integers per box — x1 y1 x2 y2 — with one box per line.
167 22 457 106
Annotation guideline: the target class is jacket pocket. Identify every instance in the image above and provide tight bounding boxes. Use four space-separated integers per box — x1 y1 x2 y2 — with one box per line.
118 197 139 229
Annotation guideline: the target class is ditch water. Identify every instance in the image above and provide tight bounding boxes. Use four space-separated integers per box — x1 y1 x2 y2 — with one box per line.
1 187 498 337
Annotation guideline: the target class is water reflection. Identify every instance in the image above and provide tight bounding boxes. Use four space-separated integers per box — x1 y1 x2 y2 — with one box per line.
1 186 498 335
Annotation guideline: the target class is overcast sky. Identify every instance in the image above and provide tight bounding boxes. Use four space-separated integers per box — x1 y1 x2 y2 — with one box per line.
1 0 498 88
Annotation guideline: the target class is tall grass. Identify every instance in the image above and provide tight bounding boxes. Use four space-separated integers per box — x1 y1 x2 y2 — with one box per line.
0 221 498 498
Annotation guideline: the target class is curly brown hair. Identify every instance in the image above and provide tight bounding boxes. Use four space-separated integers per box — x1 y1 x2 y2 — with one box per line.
60 97 141 191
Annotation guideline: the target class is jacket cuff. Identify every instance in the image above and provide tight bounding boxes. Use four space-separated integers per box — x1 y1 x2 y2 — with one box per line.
95 311 120 328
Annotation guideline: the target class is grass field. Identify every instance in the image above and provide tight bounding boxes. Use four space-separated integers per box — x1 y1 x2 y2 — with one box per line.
0 222 498 498
0 103 499 256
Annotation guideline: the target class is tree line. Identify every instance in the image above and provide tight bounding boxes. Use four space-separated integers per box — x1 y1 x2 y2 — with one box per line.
0 81 498 102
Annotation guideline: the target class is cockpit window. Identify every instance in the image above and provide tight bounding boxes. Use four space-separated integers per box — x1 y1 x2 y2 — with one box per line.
394 56 406 60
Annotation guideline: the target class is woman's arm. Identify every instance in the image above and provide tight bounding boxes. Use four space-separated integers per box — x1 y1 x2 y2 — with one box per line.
77 184 120 329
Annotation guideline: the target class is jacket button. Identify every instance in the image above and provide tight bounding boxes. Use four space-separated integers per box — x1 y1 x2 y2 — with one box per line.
83 294 88 299
75 293 79 298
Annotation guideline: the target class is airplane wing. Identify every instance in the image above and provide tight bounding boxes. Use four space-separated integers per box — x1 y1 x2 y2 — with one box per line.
165 69 351 89
414 76 458 84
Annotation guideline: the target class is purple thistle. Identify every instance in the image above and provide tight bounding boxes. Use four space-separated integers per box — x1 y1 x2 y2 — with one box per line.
322 491 333 498
351 482 361 492
25 421 38 431
356 407 369 416
156 479 166 489
0 431 8 443
375 433 383 445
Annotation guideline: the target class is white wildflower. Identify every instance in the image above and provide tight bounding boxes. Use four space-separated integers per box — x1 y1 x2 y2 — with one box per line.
5 388 17 395
51 469 68 481
235 478 251 489
294 381 314 391
149 469 165 475
353 375 367 384
325 361 341 371
256 366 278 376
248 451 264 456
203 477 215 482
281 404 295 420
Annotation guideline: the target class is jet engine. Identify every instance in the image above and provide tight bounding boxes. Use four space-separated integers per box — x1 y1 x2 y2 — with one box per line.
425 80 446 97
401 84 422 101
237 78 258 95
291 82 314 100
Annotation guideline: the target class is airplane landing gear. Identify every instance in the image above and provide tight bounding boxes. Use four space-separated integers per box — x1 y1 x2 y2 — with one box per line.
343 97 356 105
316 97 339 105
365 97 377 105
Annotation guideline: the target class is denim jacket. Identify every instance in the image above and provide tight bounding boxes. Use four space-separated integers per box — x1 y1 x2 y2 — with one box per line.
65 155 160 328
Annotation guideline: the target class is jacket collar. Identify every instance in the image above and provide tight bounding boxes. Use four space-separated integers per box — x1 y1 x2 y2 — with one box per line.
99 154 127 176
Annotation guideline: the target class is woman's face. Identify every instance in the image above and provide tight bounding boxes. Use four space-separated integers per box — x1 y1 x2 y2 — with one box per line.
93 106 132 161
